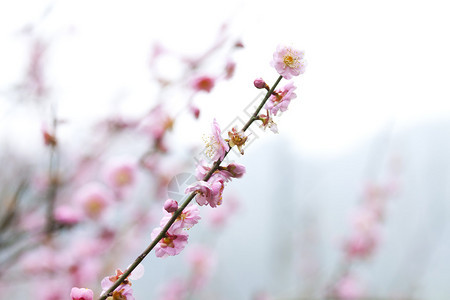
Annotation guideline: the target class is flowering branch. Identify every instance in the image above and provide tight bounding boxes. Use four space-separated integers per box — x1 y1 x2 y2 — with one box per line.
97 74 283 300
88 44 306 300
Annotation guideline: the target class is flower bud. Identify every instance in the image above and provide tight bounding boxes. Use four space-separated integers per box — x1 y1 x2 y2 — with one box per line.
42 128 57 147
226 163 246 178
225 60 236 79
190 105 200 119
253 78 268 90
234 40 244 48
164 199 178 213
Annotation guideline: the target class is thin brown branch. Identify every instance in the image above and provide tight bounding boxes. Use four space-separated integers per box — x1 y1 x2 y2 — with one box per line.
98 76 283 300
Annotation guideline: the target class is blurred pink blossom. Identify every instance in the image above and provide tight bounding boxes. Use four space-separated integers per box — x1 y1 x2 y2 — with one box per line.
344 226 379 259
25 39 48 97
157 279 187 300
186 244 216 289
333 275 364 300
186 244 216 274
54 205 83 226
208 195 239 228
74 182 113 219
191 75 216 93
138 106 173 147
70 287 94 300
102 157 137 196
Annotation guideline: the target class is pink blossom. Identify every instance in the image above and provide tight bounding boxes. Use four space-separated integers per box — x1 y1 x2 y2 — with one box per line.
196 159 229 182
208 195 239 228
138 105 173 145
35 278 68 300
344 207 381 258
70 287 94 300
160 204 201 229
104 284 134 300
185 177 225 208
186 244 216 289
26 39 48 97
195 160 245 182
351 208 378 231
21 246 60 274
344 226 379 259
227 127 248 155
151 226 189 258
204 118 229 161
264 82 297 116
195 159 212 180
103 158 137 190
19 210 45 231
157 279 188 300
271 45 306 79
253 292 274 300
191 75 215 93
54 205 83 226
213 163 246 182
259 113 278 133
223 163 246 179
101 264 144 300
224 60 236 79
68 256 102 288
186 244 216 274
164 199 178 213
333 275 364 300
74 182 113 219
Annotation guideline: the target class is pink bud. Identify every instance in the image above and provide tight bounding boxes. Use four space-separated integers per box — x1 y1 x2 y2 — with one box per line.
164 199 178 213
225 60 236 79
226 163 246 178
254 78 268 89
190 105 200 119
234 40 244 48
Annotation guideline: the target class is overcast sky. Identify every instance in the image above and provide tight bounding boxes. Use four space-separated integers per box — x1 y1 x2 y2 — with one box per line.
2 0 450 159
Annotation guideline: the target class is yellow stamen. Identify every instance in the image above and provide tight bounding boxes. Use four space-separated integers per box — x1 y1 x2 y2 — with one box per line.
283 49 300 68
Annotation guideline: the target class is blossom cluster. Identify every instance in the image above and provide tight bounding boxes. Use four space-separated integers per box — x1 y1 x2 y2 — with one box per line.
255 45 306 133
149 44 306 262
330 179 399 299
151 120 247 258
71 44 305 299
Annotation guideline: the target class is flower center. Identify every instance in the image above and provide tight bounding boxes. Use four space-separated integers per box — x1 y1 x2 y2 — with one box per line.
203 135 219 159
283 50 300 68
162 235 176 248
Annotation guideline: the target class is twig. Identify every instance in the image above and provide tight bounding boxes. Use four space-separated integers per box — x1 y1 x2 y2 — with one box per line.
98 75 283 300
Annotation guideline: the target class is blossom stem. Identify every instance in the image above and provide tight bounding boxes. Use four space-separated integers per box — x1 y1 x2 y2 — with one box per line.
97 75 283 300
242 75 282 132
